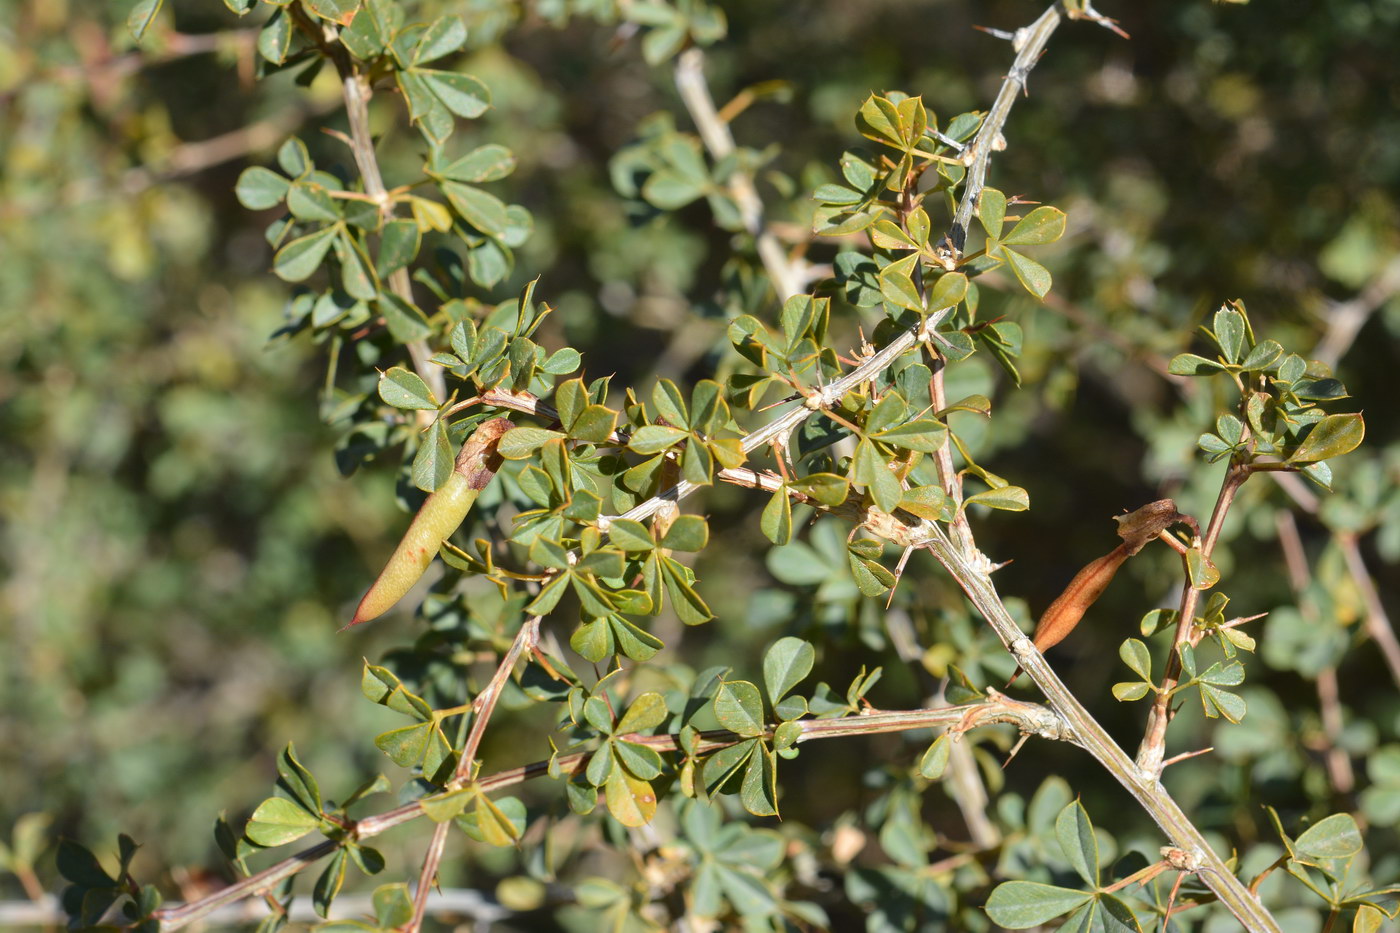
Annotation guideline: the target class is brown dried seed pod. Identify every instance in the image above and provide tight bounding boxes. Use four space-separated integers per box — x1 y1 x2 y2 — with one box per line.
1006 543 1130 686
1005 499 1197 686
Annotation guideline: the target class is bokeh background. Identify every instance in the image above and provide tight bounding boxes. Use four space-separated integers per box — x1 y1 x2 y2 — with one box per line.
3 0 1399 928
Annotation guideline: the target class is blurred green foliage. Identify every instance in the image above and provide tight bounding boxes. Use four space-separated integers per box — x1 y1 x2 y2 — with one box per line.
3 0 1400 930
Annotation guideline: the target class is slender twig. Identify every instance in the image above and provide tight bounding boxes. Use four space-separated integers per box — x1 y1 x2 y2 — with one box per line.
608 3 1070 534
1160 746 1215 769
152 698 1051 931
1271 466 1400 689
1247 855 1289 897
896 169 974 553
1100 858 1172 895
456 616 542 784
940 704 1000 847
990 271 1180 380
286 4 445 408
1136 462 1248 776
0 889 516 929
1267 405 1400 690
1312 257 1400 369
673 49 805 303
1271 471 1321 515
884 183 995 847
0 29 258 107
601 309 947 528
1313 668 1352 793
886 609 1000 847
404 616 541 933
155 840 340 930
1338 532 1400 689
605 450 1275 930
8 98 339 219
926 327 974 556
1275 510 1354 793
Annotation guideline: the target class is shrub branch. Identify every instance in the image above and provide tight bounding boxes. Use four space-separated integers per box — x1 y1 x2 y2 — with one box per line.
151 696 1055 931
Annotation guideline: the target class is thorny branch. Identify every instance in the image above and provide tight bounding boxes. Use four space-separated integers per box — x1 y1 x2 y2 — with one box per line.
935 4 1065 265
152 697 1059 931
604 1 1088 532
471 11 1280 918
912 519 1283 932
150 6 1309 932
478 385 1285 926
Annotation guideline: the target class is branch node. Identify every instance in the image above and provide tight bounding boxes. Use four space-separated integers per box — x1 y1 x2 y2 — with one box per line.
804 382 843 410
1161 846 1200 873
966 548 1007 577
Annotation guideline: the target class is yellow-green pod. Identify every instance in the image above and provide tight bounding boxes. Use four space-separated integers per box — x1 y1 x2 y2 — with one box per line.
347 418 512 628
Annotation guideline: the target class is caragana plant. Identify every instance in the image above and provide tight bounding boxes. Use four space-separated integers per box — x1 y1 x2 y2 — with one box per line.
41 1 1399 931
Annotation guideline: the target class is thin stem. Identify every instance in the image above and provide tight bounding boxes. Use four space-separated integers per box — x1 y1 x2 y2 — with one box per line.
0 28 259 108
1248 855 1288 896
404 617 541 933
0 888 512 929
881 174 994 845
1338 532 1400 689
1100 859 1170 895
1276 510 1354 793
928 347 974 552
405 823 450 933
895 169 973 554
454 616 542 783
1160 746 1215 769
155 840 340 930
1024 274 1179 380
604 305 945 528
287 3 444 409
152 698 1054 931
1136 461 1248 776
9 867 47 911
1312 257 1400 369
1272 470 1400 690
886 609 1000 847
673 49 804 303
1314 668 1352 793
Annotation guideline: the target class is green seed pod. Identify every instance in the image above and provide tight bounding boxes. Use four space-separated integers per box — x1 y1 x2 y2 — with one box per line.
347 418 513 628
